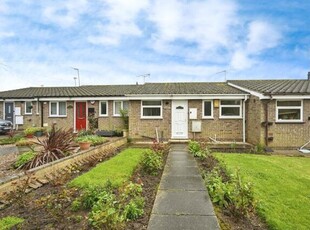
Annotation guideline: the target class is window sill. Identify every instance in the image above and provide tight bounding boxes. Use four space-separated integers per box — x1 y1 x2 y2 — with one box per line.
49 116 67 118
141 117 163 120
219 116 242 120
275 121 305 124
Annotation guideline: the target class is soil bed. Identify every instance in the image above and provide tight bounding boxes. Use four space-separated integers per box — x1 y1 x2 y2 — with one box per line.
0 145 168 229
197 154 267 230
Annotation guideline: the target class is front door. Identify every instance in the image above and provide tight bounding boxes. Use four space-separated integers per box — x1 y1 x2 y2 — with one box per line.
5 102 14 123
171 100 188 139
75 102 87 131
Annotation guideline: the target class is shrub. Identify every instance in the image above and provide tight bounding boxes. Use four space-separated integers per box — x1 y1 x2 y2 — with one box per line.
15 138 33 146
24 127 42 135
76 135 106 146
123 197 144 220
252 143 265 154
0 134 24 145
23 125 75 169
188 140 201 154
205 166 255 217
189 141 211 159
141 150 163 175
88 190 124 230
77 129 93 137
13 151 36 169
151 140 166 154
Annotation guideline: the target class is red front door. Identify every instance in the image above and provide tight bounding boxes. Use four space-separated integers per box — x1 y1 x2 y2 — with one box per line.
76 102 87 131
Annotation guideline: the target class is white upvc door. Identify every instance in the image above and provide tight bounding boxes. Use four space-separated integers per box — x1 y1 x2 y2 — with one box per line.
171 100 188 139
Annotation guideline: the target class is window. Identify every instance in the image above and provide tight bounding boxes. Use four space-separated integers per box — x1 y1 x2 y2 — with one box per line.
50 101 67 117
25 101 32 115
113 101 128 116
220 100 242 118
202 100 213 118
276 100 302 122
141 100 162 118
99 101 108 116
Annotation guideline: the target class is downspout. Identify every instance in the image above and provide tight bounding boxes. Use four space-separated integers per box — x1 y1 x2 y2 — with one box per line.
40 100 44 127
242 95 248 143
263 96 272 146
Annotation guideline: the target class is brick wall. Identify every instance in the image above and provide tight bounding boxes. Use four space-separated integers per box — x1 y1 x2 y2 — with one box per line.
188 100 243 141
17 101 41 128
245 96 264 145
97 100 124 131
41 101 74 130
128 99 243 141
129 100 171 139
266 99 310 148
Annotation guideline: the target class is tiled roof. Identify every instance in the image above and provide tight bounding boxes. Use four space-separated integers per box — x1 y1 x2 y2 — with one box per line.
134 82 244 94
229 80 310 95
0 85 138 99
0 82 246 99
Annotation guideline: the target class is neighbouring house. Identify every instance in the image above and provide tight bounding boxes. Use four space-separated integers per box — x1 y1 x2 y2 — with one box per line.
1 79 310 149
229 78 310 149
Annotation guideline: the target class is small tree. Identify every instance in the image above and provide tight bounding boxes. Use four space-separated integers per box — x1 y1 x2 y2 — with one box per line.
120 109 129 130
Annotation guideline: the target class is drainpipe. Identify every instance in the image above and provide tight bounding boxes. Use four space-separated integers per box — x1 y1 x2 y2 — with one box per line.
263 98 272 146
242 96 248 143
40 100 44 127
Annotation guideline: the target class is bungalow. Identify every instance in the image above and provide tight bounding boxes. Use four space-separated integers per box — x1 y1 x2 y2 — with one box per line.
0 79 309 149
229 79 310 149
0 83 248 143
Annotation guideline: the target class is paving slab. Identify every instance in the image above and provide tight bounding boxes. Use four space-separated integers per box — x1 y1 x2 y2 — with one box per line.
152 190 214 215
148 215 219 230
148 144 219 230
163 165 200 176
167 153 195 162
160 175 206 191
166 159 197 167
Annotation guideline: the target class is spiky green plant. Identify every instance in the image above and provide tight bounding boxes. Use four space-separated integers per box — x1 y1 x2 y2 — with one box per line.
23 125 76 169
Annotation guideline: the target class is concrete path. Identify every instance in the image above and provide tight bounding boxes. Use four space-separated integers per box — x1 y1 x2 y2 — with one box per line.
147 144 220 230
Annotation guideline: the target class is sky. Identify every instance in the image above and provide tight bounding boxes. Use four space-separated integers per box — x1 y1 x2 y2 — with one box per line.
0 0 310 91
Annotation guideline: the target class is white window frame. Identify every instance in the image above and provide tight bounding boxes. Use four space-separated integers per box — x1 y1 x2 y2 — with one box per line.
141 100 163 119
276 100 303 123
99 101 108 117
219 100 242 119
113 101 128 117
25 101 33 115
202 100 213 119
49 101 67 117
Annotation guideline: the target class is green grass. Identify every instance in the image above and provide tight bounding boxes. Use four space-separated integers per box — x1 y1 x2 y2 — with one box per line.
70 148 146 189
215 153 310 230
0 216 24 229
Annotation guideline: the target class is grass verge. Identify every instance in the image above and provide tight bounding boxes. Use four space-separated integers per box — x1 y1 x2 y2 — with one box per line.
70 148 146 188
215 153 310 230
0 216 24 229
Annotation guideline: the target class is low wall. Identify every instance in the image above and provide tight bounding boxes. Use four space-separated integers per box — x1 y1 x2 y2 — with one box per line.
0 138 127 198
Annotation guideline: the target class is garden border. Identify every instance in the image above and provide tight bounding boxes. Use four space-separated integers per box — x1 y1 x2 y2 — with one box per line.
0 138 127 198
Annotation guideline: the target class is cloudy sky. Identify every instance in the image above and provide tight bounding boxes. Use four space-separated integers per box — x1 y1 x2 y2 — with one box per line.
0 0 310 91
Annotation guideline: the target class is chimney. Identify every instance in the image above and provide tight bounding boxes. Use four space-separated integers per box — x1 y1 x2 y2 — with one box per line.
308 72 310 80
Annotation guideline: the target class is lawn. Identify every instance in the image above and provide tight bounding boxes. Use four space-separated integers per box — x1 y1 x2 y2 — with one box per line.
215 153 310 230
0 216 24 229
70 148 146 188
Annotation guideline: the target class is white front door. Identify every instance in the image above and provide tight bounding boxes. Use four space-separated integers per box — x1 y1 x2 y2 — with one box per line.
171 100 188 139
